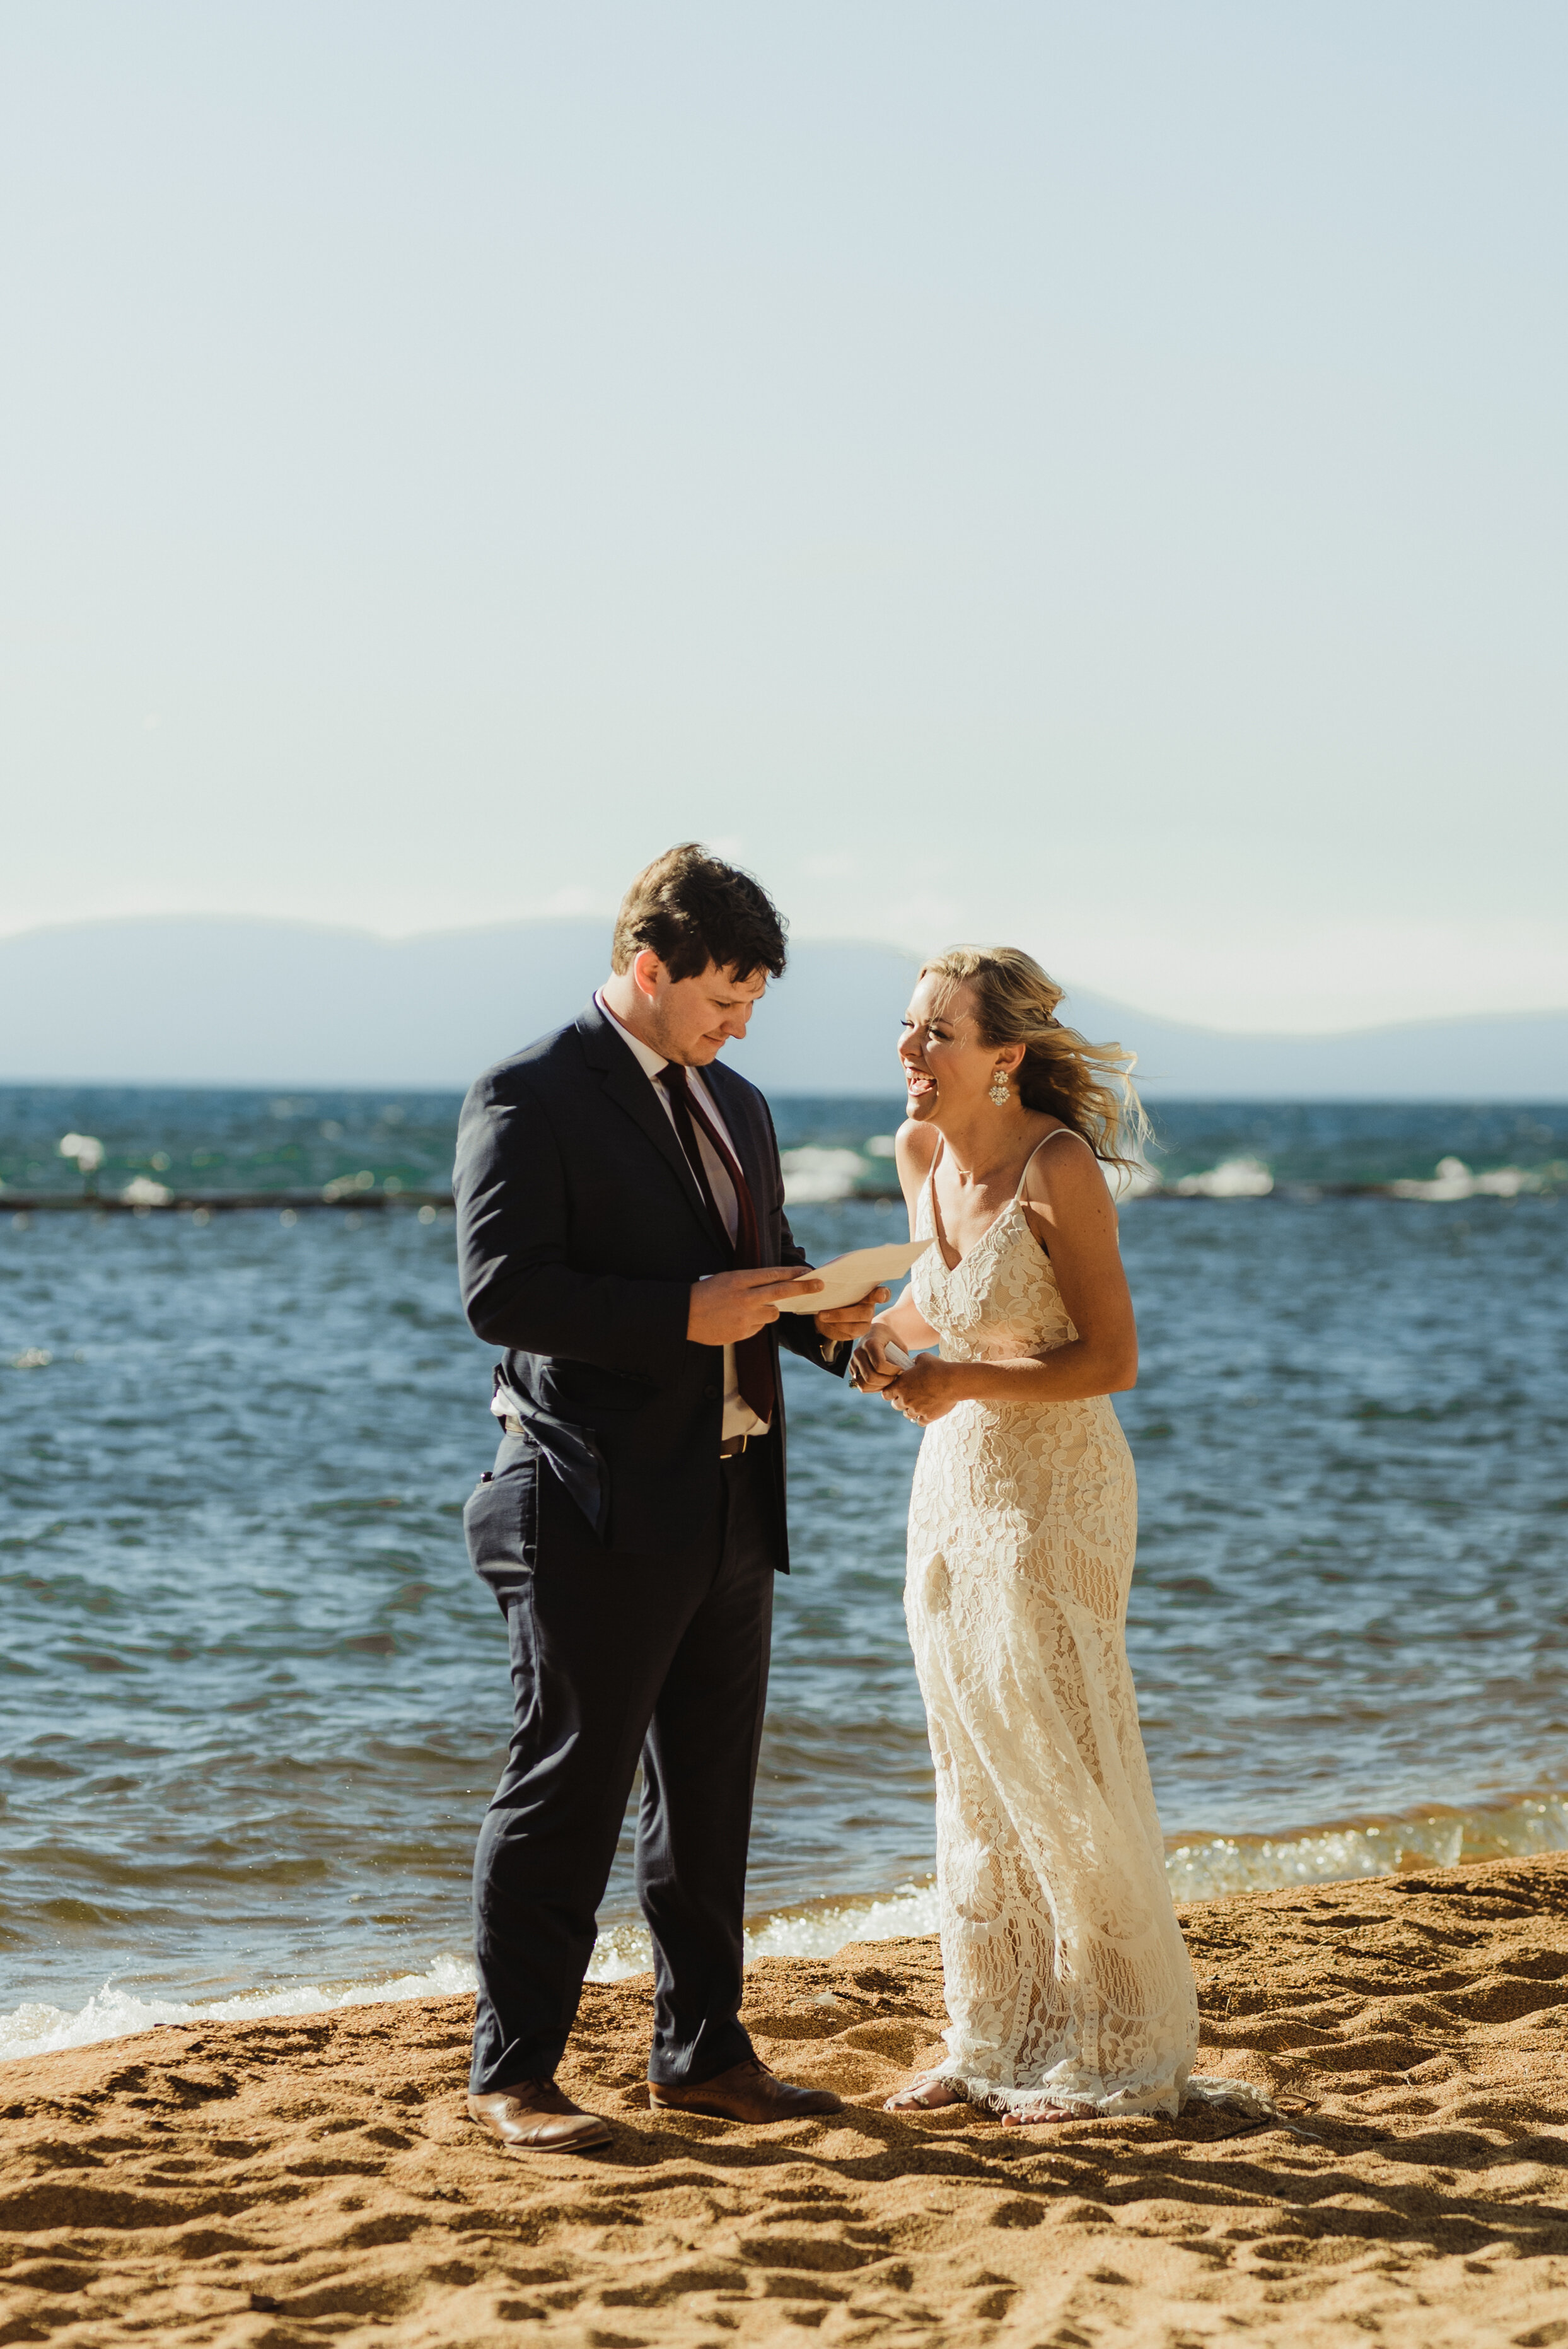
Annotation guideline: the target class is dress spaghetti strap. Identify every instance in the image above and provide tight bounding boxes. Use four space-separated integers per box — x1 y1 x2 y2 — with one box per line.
1013 1126 1079 1198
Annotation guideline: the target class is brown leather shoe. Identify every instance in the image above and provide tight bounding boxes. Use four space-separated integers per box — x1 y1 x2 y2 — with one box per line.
648 2055 842 2124
467 2079 612 2152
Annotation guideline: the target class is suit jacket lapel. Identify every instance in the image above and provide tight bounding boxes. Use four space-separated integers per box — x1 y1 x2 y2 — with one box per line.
575 1001 715 1239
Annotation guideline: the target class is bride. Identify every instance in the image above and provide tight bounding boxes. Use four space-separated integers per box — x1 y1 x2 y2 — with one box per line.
851 945 1202 2125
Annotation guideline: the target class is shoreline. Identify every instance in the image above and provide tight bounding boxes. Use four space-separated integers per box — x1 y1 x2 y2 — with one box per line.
10 1785 1568 2070
3 1852 1567 2345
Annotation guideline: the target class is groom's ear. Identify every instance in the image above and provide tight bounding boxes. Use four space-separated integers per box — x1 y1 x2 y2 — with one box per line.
631 950 666 1001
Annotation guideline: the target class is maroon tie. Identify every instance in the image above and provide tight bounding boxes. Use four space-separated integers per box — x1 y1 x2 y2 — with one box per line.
658 1064 777 1426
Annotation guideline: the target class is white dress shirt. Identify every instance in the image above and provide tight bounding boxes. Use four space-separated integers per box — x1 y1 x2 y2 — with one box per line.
594 993 770 1442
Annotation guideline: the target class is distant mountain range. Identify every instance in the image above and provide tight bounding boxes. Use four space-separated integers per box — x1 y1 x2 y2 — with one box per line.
3 917 1564 1099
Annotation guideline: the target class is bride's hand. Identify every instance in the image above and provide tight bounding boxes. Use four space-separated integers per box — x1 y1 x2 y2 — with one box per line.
849 1326 902 1393
885 1355 962 1425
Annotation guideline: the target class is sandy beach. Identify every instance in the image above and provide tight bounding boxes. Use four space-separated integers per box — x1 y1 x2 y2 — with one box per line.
4 1852 1567 2346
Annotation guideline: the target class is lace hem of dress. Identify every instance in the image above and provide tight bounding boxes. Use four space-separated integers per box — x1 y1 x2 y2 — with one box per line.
933 2066 1281 2123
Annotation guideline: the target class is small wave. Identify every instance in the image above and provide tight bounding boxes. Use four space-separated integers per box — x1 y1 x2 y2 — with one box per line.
1383 1157 1555 1203
1115 1157 1275 1200
780 1147 870 1204
1170 1158 1274 1199
8 1797 1567 2063
0 1954 478 2066
0 1888 943 2065
1166 1790 1568 1902
586 1882 943 1983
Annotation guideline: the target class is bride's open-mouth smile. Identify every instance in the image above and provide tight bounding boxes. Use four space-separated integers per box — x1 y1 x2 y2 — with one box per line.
903 1067 937 1104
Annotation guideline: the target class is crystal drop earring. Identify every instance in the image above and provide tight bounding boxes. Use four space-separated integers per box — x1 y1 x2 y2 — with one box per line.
989 1064 1011 1106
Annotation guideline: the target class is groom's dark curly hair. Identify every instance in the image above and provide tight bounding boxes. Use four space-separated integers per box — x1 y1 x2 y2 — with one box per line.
610 843 789 983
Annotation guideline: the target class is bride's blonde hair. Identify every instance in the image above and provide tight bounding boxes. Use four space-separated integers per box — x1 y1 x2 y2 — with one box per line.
920 945 1149 1175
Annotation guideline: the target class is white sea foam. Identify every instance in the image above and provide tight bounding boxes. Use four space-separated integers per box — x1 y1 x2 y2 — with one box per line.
1166 1791 1568 1903
0 1953 478 2066
585 1882 944 1983
780 1146 869 1204
0 1889 943 2065
6 1798 1565 2064
1383 1157 1552 1202
1171 1157 1275 1199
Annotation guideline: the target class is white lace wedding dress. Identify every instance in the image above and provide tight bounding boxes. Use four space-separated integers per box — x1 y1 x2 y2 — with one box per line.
904 1138 1253 2120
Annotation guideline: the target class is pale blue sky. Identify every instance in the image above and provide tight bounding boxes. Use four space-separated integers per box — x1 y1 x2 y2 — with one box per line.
3 3 1564 1029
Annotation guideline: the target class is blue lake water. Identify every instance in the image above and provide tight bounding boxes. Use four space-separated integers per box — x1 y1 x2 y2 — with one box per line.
3 1086 1567 2056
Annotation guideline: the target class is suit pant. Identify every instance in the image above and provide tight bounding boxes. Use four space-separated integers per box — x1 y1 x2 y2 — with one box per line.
469 1438 775 2095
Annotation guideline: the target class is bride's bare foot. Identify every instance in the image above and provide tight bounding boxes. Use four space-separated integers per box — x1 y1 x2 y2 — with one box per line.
884 2072 964 2112
1002 2102 1081 2127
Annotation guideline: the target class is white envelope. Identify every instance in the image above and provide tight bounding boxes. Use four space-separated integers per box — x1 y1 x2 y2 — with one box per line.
775 1238 931 1313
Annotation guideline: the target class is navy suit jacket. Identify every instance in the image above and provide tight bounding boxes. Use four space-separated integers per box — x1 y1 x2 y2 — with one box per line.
453 1000 844 1578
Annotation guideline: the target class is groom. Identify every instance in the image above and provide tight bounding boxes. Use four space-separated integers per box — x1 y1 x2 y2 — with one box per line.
453 844 885 2152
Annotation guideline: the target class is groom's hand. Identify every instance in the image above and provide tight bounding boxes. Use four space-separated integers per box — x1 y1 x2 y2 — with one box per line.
815 1286 890 1346
688 1266 823 1346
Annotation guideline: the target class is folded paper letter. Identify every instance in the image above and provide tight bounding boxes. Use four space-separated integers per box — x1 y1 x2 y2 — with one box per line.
775 1239 932 1314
